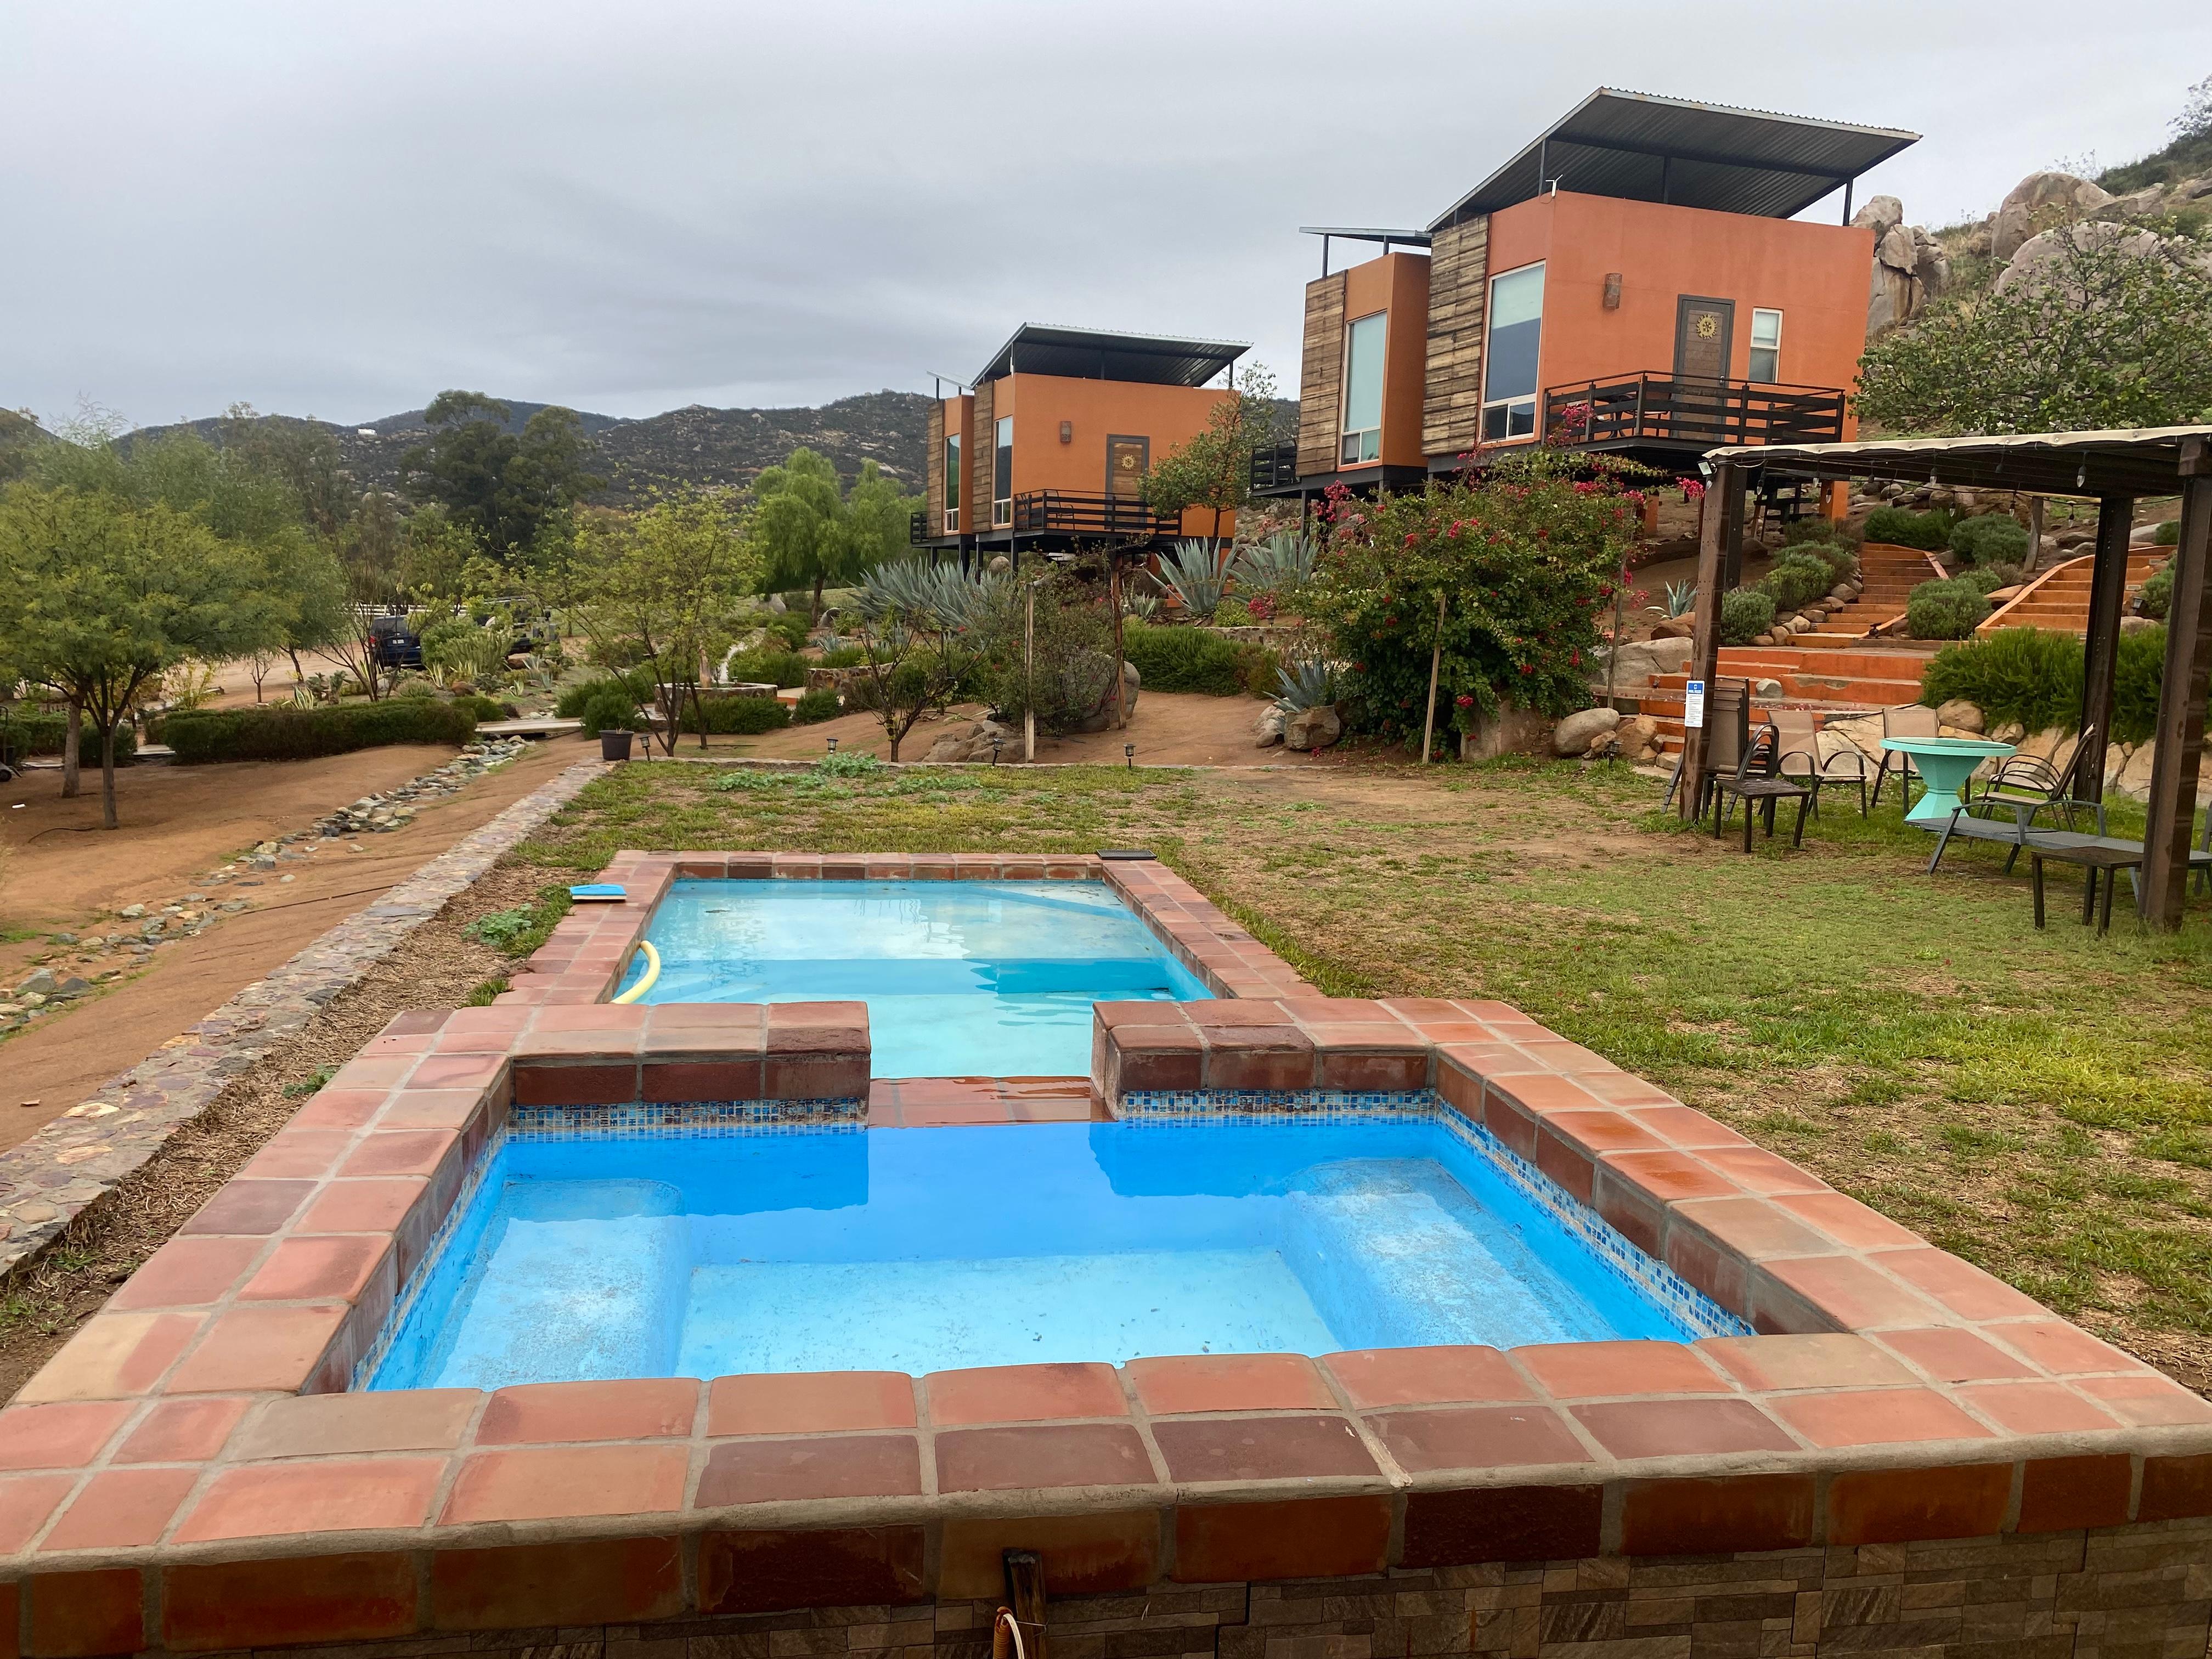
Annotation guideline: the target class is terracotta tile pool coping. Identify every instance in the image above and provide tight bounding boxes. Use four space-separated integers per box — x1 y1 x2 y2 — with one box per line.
2 850 2209 1651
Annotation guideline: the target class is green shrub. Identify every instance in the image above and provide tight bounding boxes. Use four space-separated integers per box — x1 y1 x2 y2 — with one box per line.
1949 514 2031 567
723 648 809 689
162 701 475 763
2154 520 2181 545
792 687 842 724
1759 551 1836 613
1949 566 2012 597
1120 620 1251 695
2137 562 2174 620
678 693 792 735
1718 588 1776 645
0 710 136 760
816 646 868 669
1905 578 1991 640
1782 518 1858 549
2112 625 2172 744
555 669 651 719
1922 628 2084 735
1864 505 1954 551
580 691 644 734
452 693 517 723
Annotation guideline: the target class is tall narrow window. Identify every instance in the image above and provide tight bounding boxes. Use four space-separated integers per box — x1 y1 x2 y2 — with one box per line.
1339 312 1386 464
943 431 961 533
992 415 1013 527
1748 308 1783 383
1480 262 1545 442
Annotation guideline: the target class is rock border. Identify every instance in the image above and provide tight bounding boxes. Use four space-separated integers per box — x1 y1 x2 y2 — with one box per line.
0 759 605 1279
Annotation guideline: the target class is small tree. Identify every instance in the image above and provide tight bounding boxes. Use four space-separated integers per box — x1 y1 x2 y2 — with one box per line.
1144 362 1284 549
398 392 603 561
1858 226 2212 434
749 449 913 620
0 487 267 826
846 559 998 760
574 492 755 754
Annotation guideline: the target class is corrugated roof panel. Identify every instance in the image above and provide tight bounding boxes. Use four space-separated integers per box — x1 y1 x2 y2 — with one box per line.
974 324 1250 388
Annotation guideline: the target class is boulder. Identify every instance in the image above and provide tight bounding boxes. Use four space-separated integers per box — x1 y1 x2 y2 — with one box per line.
1613 714 1661 762
1647 618 1695 641
1988 719 2027 744
2120 614 2160 635
1459 706 1554 761
1985 585 2024 604
2117 740 2158 799
13 968 57 998
1992 170 2117 261
1997 219 2181 298
1553 707 1622 756
1596 635 1694 689
1850 195 1905 240
1073 659 1142 733
1284 704 1342 751
1253 704 1287 747
1935 699 1985 733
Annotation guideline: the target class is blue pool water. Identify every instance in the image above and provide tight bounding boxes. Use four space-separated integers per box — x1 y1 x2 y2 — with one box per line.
618 879 1207 1077
366 1121 1695 1390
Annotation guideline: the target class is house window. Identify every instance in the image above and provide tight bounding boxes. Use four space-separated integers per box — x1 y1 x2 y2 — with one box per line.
943 431 961 533
1749 308 1783 383
992 415 1013 527
1339 312 1386 464
1480 262 1545 442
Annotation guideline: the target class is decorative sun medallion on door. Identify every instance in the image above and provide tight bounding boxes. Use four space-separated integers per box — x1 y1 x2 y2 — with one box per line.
1107 435 1150 532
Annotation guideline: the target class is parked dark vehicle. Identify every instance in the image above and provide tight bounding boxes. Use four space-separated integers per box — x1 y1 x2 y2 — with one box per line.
369 613 424 670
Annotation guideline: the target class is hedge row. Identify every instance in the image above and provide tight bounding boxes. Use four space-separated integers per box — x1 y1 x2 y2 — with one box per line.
676 694 792 735
160 700 477 763
1120 621 1277 696
1921 624 2187 747
0 711 137 760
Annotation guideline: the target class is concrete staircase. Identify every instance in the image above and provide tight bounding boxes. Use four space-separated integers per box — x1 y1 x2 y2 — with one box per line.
1978 551 2166 635
1799 542 1945 642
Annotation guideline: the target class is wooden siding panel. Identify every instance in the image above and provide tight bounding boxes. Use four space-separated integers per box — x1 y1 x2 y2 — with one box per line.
1422 216 1490 460
924 402 945 530
1295 273 1347 478
970 380 996 527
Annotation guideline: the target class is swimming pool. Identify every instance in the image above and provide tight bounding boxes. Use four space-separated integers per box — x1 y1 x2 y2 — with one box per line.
365 1118 1710 1390
617 878 1207 1077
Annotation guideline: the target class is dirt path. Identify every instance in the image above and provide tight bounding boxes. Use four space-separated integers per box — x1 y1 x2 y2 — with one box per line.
0 737 589 1152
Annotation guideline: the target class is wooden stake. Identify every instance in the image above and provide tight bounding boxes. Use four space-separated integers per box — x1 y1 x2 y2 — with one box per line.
1003 1550 1047 1659
1420 589 1446 764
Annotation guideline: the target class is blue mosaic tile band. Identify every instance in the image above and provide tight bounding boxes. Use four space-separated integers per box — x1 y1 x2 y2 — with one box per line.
507 1098 866 1135
1118 1086 1751 1342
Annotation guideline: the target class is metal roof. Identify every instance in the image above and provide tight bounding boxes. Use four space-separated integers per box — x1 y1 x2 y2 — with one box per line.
1707 426 2212 498
1429 88 1919 229
1299 225 1432 247
974 324 1249 388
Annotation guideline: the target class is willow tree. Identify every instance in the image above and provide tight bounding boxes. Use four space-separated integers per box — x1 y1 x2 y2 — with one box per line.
748 448 912 620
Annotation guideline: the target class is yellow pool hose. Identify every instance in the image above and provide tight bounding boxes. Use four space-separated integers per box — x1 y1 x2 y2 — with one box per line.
612 940 661 1005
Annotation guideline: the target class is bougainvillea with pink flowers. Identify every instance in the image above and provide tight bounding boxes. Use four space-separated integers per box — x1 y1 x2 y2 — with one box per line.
1304 451 1654 746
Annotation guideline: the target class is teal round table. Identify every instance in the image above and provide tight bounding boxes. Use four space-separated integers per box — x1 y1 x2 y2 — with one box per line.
1880 736 2017 826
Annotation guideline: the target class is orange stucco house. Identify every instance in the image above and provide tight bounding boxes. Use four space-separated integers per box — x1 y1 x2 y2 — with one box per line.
1256 90 1918 511
915 324 1246 562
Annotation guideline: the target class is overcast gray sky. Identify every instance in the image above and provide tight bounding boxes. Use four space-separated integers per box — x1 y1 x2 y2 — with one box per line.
5 1 2207 430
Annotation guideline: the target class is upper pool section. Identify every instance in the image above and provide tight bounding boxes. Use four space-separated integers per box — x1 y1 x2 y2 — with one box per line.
618 878 1207 1077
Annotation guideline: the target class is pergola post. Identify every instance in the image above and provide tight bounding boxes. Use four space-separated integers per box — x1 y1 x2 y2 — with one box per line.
1678 458 1740 820
2075 495 2135 802
1717 471 1748 592
2140 473 2212 927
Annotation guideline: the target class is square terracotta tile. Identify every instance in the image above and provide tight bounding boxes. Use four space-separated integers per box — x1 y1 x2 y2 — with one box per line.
1767 1387 1993 1448
1869 1247 2046 1321
1401 1483 1602 1566
1989 1321 2151 1377
2071 1373 2212 1426
1668 1197 1837 1263
1323 1345 1534 1409
1757 1254 1946 1330
1513 1340 1731 1400
240 1235 393 1304
375 1089 490 1131
1124 1354 1334 1415
1150 1414 1378 1483
1877 1326 2040 1383
0 1402 131 1471
1172 1494 1390 1583
935 1423 1155 1493
707 1372 916 1436
1696 1334 1916 1393
925 1362 1127 1425
1568 1397 1796 1459
1618 1473 1816 1555
174 1458 445 1541
0 1476 74 1551
1826 1463 2011 1546
1691 1145 1829 1197
2018 1453 2133 1533
16 1312 204 1404
165 1304 347 1395
1953 1381 2118 1436
695 1526 922 1617
338 1129 459 1180
236 1390 481 1459
107 1398 247 1469
1363 1405 1589 1473
26 1566 144 1656
1623 1105 1753 1150
106 1236 264 1312
441 1444 689 1523
296 1177 427 1237
938 1510 1161 1600
695 1434 923 1505
1773 1190 1924 1249
1543 1110 1671 1158
286 1088 391 1130
39 1466 199 1552
477 1378 699 1443
178 1179 313 1237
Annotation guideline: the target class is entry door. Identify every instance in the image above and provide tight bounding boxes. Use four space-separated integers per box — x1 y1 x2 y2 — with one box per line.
1671 296 1735 440
1106 436 1149 530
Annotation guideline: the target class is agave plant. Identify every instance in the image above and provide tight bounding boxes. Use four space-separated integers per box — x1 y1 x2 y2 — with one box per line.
1234 531 1319 595
1272 657 1336 714
1158 540 1228 620
850 558 1002 633
1663 579 1696 618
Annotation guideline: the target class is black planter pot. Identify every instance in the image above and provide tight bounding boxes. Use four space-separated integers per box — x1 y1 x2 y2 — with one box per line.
599 729 635 762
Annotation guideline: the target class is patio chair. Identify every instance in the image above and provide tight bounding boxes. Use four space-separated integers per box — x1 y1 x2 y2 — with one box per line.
1663 679 1752 818
1966 727 2106 858
1779 732 1871 819
1711 719 1814 851
1869 702 1940 810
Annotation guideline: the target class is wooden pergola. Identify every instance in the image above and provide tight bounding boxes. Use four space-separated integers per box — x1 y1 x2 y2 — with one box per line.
1680 427 2212 927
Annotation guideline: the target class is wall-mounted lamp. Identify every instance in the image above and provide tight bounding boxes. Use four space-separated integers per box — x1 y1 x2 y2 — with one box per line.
1602 273 1622 309
1059 420 1073 444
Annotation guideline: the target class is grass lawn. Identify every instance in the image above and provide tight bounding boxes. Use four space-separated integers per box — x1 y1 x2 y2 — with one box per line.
507 752 2212 1388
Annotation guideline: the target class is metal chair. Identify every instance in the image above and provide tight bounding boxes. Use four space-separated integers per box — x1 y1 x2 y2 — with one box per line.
1962 727 2107 869
1712 719 1815 851
1869 702 1940 810
1779 733 1871 818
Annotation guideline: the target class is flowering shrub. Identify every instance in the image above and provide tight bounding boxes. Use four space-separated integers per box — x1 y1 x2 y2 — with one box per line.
1304 452 1649 743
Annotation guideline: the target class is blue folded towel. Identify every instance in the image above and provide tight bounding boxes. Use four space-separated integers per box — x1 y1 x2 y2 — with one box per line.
568 883 628 902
